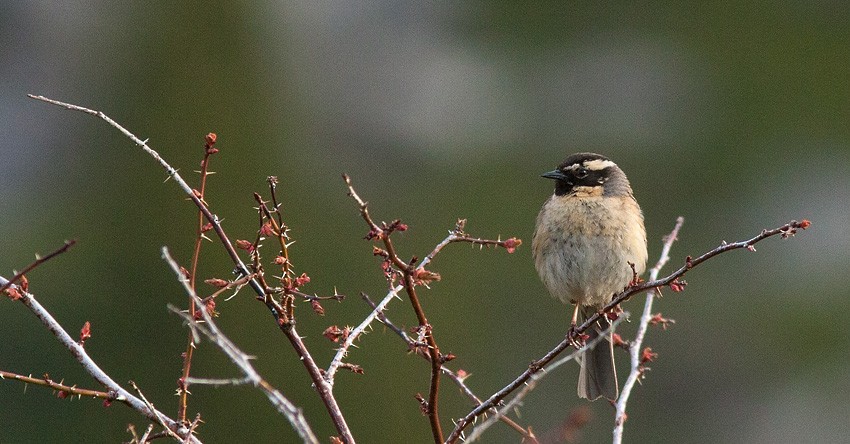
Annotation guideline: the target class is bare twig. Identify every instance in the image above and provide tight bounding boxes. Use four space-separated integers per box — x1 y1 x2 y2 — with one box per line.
445 218 811 443
420 219 521 269
325 220 517 384
179 133 219 423
184 376 252 386
130 381 183 442
162 247 320 444
613 217 684 443
0 370 115 401
325 286 403 384
463 316 626 443
27 94 264 298
30 95 354 443
343 174 445 443
340 184 526 443
138 424 155 444
581 219 812 341
360 294 539 443
0 240 76 294
0 279 199 443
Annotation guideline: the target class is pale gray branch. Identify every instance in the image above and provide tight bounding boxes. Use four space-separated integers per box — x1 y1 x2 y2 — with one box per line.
613 216 684 444
161 248 320 444
0 275 200 443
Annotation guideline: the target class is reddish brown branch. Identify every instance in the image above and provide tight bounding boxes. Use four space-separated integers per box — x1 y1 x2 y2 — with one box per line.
179 133 219 424
445 218 811 443
0 240 76 294
343 174 445 443
29 95 352 443
360 294 539 443
588 219 812 333
0 370 117 401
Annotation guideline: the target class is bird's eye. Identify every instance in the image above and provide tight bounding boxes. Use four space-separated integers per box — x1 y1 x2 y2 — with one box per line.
575 167 588 179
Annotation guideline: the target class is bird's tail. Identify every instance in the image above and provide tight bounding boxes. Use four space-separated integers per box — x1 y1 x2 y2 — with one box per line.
577 307 618 401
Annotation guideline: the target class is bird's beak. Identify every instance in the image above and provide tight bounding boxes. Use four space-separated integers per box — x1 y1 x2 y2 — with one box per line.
541 169 568 181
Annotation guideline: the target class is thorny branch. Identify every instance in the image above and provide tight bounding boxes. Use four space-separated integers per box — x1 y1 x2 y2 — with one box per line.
0 240 76 294
343 174 447 444
360 294 540 443
29 95 353 444
21 94 811 444
162 248 320 444
0 370 114 401
444 218 811 443
342 175 522 444
613 217 684 443
0 272 201 443
463 317 627 443
179 132 219 424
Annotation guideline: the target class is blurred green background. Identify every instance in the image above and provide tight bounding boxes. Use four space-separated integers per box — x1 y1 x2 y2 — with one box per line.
1 3 848 444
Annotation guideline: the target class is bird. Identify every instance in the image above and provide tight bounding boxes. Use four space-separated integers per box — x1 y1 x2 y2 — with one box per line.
532 153 647 401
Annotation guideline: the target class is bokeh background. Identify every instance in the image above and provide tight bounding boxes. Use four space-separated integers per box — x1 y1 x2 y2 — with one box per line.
2 3 848 444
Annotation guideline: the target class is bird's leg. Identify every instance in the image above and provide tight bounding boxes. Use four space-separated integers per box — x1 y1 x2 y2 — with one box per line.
567 303 585 348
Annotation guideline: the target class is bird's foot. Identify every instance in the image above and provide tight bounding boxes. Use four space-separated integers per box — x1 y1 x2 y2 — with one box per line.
566 325 589 348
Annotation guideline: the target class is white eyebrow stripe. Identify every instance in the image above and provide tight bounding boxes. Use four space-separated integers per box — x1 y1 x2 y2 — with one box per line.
583 159 616 171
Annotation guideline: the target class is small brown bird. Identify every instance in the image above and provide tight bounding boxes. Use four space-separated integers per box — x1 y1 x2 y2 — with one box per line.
532 153 647 401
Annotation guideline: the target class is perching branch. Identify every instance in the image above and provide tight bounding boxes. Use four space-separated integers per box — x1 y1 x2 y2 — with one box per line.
445 218 811 443
462 316 626 443
360 293 540 443
579 219 811 341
